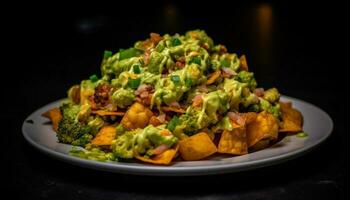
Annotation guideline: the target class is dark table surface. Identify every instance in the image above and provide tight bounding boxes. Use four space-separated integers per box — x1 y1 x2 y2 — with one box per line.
9 2 345 200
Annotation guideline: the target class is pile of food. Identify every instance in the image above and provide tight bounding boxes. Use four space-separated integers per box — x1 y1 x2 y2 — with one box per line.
43 30 303 164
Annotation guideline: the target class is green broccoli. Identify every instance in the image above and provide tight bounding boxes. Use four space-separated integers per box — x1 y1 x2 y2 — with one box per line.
87 117 105 136
57 103 92 146
111 88 135 108
112 130 136 159
235 71 257 89
263 88 280 103
259 98 281 118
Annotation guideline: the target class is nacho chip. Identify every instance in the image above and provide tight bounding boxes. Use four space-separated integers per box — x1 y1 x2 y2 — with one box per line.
42 107 62 132
279 102 303 133
239 55 249 71
161 106 186 114
91 126 117 147
179 132 217 161
92 110 125 116
240 112 258 124
249 139 270 151
135 145 179 165
206 70 221 85
246 111 279 147
218 126 248 155
121 102 153 130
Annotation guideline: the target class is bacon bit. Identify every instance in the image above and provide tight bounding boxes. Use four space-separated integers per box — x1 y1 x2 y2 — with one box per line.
254 88 265 97
219 45 228 54
192 95 203 107
239 55 249 71
89 96 98 110
94 84 113 108
143 50 151 65
227 112 246 127
92 110 125 116
221 67 237 78
201 43 210 50
153 144 169 155
176 61 185 68
157 113 166 123
162 106 186 114
206 70 221 85
150 33 163 45
169 101 181 108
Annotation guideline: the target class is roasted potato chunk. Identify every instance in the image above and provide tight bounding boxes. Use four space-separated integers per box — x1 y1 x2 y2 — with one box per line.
121 102 153 130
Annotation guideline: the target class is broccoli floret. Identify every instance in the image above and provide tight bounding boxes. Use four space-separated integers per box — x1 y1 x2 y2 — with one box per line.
71 134 93 146
263 88 280 103
87 117 105 136
57 103 92 146
259 98 281 118
111 88 135 108
112 131 136 159
235 71 257 89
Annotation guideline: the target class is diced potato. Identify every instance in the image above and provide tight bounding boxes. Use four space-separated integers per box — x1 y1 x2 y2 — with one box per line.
218 126 248 155
121 102 153 130
42 107 62 132
135 145 179 165
246 111 279 147
179 132 217 161
279 102 303 133
91 126 117 147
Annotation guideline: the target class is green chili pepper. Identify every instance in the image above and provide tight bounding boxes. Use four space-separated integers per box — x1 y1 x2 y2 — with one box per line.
166 116 180 132
133 65 141 74
104 50 113 58
170 75 181 85
119 48 143 60
89 74 99 82
189 57 201 65
171 38 182 46
127 77 141 89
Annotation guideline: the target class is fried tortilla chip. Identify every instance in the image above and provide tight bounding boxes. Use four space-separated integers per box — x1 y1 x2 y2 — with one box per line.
279 102 303 133
179 132 217 161
135 145 179 165
249 139 270 151
42 107 62 132
239 55 249 71
121 102 153 130
91 126 117 147
161 106 186 114
206 70 221 85
246 111 279 147
218 126 248 155
240 112 258 124
92 110 125 116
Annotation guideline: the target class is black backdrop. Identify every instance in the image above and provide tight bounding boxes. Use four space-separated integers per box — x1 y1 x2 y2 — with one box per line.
9 1 345 199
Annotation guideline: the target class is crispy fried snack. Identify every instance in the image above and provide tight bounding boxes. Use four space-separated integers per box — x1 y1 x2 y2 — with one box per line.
239 55 249 71
135 145 179 165
279 102 303 133
42 107 62 132
218 126 248 155
206 70 221 85
91 126 117 147
246 111 279 147
121 102 153 130
92 110 125 116
179 132 217 161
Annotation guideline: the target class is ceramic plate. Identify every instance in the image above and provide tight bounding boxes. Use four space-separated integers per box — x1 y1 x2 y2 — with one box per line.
22 96 333 176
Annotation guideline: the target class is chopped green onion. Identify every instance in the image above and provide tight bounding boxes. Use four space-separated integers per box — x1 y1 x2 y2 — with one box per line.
89 74 99 82
119 48 143 60
189 57 201 65
170 75 181 85
104 50 113 58
171 38 182 46
297 132 308 138
127 77 141 89
133 65 141 74
220 59 230 68
185 78 193 87
166 116 180 132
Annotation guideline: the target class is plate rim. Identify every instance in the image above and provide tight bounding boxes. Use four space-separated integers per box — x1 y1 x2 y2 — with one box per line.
22 95 333 176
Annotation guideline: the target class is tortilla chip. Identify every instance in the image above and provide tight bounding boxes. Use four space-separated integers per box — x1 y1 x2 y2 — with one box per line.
91 126 117 147
239 55 249 71
249 139 270 151
121 102 153 130
135 145 179 165
179 132 217 161
42 107 62 132
240 112 258 124
206 70 221 85
279 102 303 133
92 110 125 116
161 106 186 114
218 126 248 155
246 111 279 147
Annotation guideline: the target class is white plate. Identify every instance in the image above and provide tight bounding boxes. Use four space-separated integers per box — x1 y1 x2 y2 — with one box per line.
22 96 333 176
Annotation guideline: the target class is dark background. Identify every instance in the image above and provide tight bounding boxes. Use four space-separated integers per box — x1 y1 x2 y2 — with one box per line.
9 1 345 199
